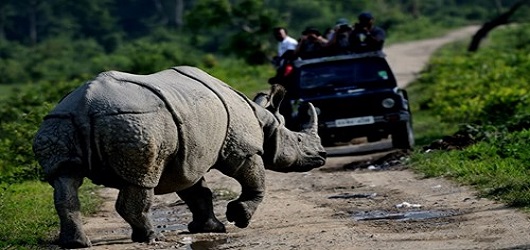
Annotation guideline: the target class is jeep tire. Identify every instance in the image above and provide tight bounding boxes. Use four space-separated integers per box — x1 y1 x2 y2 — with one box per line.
391 121 414 149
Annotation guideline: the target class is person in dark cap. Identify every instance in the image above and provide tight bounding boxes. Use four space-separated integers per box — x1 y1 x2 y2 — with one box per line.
324 18 348 41
325 17 354 55
349 11 386 53
295 26 328 59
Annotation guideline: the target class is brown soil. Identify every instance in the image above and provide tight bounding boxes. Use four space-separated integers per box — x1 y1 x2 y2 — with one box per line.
78 26 530 250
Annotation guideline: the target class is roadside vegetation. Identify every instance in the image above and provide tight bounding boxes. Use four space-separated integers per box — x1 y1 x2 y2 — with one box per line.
1 0 529 248
0 181 100 248
409 23 530 209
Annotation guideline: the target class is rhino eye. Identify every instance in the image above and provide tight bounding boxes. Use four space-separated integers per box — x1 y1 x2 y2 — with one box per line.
297 136 302 143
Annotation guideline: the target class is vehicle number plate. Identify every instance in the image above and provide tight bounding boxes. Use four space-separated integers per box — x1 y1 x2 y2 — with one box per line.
335 116 374 127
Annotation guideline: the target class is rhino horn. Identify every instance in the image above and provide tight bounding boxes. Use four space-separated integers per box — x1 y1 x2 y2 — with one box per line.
302 103 318 134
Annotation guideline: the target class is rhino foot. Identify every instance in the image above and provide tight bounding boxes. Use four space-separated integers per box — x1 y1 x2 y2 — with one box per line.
188 218 226 233
131 229 160 243
226 201 252 228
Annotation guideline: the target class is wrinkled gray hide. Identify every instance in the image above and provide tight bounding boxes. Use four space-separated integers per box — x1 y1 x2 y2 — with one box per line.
33 66 326 248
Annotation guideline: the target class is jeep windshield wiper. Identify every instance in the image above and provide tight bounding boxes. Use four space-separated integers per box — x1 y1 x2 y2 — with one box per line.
301 82 334 89
333 85 361 91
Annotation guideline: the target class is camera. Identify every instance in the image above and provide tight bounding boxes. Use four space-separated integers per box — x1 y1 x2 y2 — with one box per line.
338 24 352 33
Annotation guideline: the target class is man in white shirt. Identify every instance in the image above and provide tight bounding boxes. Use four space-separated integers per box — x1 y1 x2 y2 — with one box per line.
272 27 298 67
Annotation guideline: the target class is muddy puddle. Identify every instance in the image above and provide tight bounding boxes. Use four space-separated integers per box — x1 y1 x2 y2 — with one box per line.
151 208 188 233
328 193 377 199
149 204 232 249
352 209 458 221
183 238 228 250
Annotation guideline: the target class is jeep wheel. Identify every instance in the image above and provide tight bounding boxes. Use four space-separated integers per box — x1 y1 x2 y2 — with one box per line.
391 121 414 149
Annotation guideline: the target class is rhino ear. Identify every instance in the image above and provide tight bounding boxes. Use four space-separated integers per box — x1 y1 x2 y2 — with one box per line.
253 92 270 107
269 84 286 113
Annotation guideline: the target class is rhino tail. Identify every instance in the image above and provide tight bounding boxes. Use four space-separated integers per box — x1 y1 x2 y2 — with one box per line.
33 113 86 182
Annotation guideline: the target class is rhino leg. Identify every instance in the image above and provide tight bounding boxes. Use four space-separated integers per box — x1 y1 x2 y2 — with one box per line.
177 177 226 233
115 185 160 243
52 172 91 249
222 154 265 228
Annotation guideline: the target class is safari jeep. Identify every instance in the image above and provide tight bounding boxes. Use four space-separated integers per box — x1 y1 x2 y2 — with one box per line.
278 51 414 149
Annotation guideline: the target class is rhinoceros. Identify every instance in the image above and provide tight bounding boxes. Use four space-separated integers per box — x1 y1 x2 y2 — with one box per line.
32 66 327 248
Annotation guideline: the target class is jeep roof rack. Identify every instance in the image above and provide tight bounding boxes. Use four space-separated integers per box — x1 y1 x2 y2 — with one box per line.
293 50 386 68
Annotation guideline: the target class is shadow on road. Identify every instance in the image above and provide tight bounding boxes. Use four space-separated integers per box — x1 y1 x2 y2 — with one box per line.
325 139 394 157
321 139 410 173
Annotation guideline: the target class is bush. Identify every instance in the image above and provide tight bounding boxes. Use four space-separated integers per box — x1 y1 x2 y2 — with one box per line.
204 58 275 96
0 41 32 84
112 39 202 74
417 49 530 126
0 32 204 85
0 81 80 183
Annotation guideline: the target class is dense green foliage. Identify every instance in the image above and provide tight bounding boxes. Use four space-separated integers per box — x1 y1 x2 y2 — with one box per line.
1 0 529 84
0 81 79 183
0 32 204 84
410 24 530 207
416 48 530 126
2 0 523 47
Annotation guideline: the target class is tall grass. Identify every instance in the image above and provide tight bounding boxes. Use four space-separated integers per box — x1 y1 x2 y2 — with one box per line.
0 180 100 248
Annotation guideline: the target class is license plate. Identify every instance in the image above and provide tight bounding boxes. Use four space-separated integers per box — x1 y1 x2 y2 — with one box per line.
335 116 374 127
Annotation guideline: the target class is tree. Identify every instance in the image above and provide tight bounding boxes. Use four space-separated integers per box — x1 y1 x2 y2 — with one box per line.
175 0 184 27
0 1 15 40
9 0 51 46
468 0 529 52
186 0 280 64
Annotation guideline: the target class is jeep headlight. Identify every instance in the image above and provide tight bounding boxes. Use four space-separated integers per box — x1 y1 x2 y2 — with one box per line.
382 98 395 108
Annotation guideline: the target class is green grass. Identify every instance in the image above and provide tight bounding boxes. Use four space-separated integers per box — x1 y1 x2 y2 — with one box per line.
408 93 530 207
409 113 530 208
410 110 459 147
407 24 530 209
0 180 101 248
410 137 530 208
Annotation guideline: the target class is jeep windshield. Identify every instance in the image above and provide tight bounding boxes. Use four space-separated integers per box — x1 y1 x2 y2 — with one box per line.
298 57 395 90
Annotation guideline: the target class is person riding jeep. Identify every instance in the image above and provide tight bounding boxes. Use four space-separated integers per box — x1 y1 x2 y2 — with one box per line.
349 12 386 53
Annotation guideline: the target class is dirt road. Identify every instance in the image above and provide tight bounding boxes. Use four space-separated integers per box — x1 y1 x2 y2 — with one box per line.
81 26 530 250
